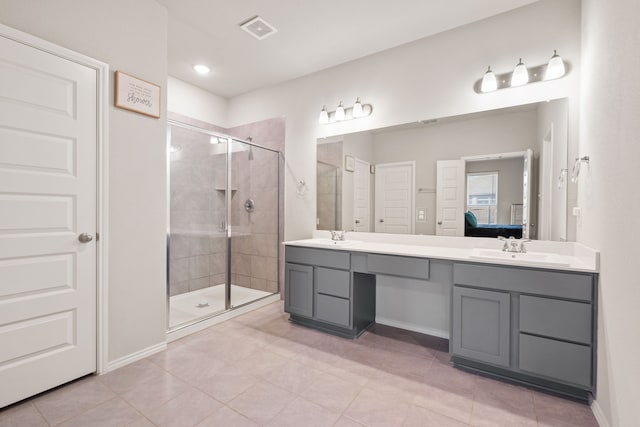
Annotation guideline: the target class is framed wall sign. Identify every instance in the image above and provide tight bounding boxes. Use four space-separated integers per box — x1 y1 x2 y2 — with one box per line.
115 71 161 118
345 155 355 172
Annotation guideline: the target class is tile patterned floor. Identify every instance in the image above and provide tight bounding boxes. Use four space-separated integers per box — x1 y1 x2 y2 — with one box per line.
0 301 599 427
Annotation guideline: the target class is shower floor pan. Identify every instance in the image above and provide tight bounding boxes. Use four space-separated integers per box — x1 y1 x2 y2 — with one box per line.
169 284 272 328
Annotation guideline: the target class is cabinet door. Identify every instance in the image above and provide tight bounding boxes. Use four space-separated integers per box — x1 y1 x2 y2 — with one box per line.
452 286 510 367
284 263 314 318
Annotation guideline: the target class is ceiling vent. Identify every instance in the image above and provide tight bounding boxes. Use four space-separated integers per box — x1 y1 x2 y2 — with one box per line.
240 16 278 40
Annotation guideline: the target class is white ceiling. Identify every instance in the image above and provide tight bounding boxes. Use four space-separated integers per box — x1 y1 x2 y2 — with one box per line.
157 0 538 98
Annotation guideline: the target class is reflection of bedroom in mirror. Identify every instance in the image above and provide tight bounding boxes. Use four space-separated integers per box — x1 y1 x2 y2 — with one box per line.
316 98 571 241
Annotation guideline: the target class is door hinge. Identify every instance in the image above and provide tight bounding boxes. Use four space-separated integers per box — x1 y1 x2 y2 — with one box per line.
96 232 100 241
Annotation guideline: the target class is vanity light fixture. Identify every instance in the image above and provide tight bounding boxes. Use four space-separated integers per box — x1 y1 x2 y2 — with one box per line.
193 64 211 74
511 58 529 87
318 99 373 124
474 51 570 94
545 50 566 80
335 102 346 121
480 66 498 93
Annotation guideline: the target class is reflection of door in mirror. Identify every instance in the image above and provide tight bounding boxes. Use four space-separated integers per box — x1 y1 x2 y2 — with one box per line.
375 162 415 234
436 160 465 236
537 99 569 241
353 159 370 231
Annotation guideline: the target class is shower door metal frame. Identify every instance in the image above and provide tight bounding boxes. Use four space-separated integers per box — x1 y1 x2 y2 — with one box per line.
166 119 282 332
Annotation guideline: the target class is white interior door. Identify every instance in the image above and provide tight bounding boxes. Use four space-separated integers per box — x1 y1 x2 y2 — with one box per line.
374 162 415 234
353 158 370 232
436 160 465 236
0 33 98 407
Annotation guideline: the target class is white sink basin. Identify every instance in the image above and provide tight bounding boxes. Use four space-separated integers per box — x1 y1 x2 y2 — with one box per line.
469 248 571 267
305 238 361 248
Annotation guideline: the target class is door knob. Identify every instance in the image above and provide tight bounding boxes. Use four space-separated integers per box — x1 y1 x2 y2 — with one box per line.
437 221 442 225
78 233 93 243
355 219 360 224
379 219 384 223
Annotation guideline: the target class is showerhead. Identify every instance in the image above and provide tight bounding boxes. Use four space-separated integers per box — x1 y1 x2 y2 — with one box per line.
247 136 254 160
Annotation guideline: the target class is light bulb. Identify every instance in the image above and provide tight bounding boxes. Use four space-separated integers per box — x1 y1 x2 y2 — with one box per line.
481 66 498 92
352 98 364 118
318 106 329 124
335 102 346 121
511 58 529 87
545 50 566 80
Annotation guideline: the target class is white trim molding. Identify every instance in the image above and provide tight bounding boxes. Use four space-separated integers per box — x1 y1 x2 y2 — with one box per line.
104 342 167 373
0 23 110 375
591 400 610 427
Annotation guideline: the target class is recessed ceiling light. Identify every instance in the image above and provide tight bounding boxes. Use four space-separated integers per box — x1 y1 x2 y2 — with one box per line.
193 64 211 74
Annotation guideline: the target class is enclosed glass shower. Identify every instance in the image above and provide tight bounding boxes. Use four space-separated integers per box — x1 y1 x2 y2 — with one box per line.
167 121 281 329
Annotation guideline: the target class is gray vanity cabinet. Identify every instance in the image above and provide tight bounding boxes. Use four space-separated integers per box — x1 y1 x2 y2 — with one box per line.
284 246 376 338
452 286 510 367
451 262 597 401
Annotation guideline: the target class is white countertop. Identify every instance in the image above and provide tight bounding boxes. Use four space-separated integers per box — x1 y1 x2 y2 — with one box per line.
284 231 599 273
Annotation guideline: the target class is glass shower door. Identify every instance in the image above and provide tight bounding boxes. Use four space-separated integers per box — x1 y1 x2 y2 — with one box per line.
167 124 230 328
228 139 280 308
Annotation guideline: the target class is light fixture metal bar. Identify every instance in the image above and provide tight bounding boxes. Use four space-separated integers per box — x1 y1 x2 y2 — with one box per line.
474 62 571 94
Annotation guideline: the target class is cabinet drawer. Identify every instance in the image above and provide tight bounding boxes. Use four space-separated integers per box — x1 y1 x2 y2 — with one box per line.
316 267 350 298
286 246 350 270
453 263 593 301
367 254 429 279
519 334 591 387
520 296 592 344
315 294 350 328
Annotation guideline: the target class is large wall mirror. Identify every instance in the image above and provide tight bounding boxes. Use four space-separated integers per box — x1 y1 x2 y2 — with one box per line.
316 98 572 241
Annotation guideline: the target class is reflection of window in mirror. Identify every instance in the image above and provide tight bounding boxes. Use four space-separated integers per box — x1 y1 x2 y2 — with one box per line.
467 172 498 225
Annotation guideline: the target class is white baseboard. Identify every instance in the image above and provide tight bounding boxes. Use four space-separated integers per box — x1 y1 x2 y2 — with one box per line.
103 342 167 373
591 399 610 427
375 316 449 339
167 293 281 342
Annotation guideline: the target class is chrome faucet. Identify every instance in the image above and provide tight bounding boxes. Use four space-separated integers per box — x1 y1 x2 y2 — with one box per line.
498 236 529 253
330 230 346 241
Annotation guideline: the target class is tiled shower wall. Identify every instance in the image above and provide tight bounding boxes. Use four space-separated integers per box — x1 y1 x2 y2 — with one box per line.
168 113 285 297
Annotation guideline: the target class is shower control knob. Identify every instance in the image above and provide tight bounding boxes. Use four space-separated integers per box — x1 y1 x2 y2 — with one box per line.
78 233 93 243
